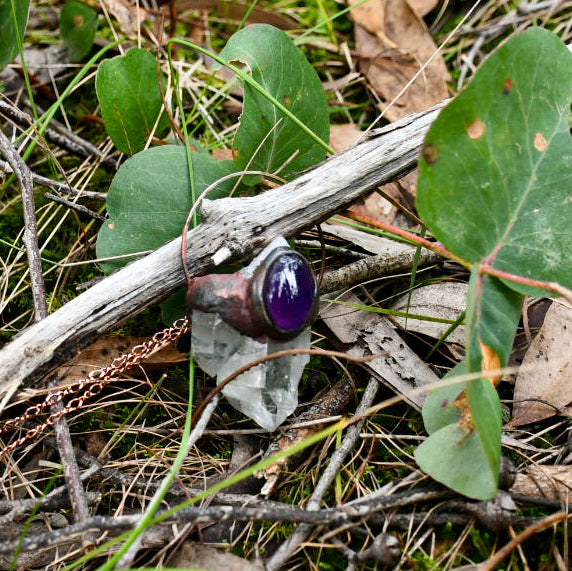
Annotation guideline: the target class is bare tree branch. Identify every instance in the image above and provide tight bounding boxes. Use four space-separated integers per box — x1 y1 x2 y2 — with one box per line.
0 102 443 408
0 487 449 555
0 130 90 525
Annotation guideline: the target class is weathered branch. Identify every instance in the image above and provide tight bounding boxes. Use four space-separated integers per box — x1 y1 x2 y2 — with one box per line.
0 487 448 554
0 130 91 524
0 103 443 408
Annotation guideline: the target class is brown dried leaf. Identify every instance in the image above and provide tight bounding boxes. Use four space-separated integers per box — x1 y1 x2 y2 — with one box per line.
511 465 572 501
177 0 297 30
511 300 572 426
348 191 397 225
169 542 263 571
330 123 363 152
328 122 400 222
56 336 187 384
409 0 440 17
350 0 449 121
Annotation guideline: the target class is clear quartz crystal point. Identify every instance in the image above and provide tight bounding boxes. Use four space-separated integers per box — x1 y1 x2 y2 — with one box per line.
191 238 311 431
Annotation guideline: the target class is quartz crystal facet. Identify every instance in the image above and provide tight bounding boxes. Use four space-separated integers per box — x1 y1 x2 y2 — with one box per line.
192 310 311 431
190 237 315 430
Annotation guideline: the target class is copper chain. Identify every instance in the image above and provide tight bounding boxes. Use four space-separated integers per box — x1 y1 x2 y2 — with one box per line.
0 317 190 459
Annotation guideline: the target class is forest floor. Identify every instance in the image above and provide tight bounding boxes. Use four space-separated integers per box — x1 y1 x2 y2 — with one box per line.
1 1 572 570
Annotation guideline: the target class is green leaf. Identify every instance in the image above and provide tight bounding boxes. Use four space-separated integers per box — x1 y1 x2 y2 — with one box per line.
421 360 466 435
417 28 572 296
95 47 171 155
414 29 559 499
60 1 98 63
418 273 523 499
464 272 523 486
218 24 329 179
0 0 30 72
414 423 498 500
96 145 237 273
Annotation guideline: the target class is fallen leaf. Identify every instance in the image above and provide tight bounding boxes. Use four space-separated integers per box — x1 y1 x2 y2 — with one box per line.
176 0 297 30
328 123 402 223
330 123 363 152
102 0 146 39
511 300 572 426
350 0 449 121
348 191 397 225
511 465 572 501
409 0 440 17
56 336 187 384
323 221 413 256
389 282 468 345
168 542 263 571
321 291 440 409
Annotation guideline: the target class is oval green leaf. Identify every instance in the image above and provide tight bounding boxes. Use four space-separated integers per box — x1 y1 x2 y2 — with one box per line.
417 28 572 296
95 47 170 155
96 145 237 273
0 0 30 71
414 423 498 500
421 360 466 435
218 24 329 179
60 1 98 63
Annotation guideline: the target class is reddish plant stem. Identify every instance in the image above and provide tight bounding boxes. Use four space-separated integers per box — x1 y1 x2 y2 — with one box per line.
344 211 572 304
343 211 469 268
480 265 572 306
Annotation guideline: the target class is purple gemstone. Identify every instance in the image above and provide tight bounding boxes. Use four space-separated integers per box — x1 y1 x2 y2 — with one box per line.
262 253 316 332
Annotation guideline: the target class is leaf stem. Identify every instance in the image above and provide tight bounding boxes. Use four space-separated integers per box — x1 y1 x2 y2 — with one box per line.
343 211 470 268
479 265 572 305
344 211 572 304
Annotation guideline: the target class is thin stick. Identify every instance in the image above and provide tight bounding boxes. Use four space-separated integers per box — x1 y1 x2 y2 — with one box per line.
0 98 116 168
266 377 379 570
478 511 570 571
0 131 90 526
0 130 47 320
45 193 106 221
0 160 106 200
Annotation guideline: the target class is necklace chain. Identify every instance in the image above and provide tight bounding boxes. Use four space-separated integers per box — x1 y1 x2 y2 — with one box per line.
0 317 190 458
